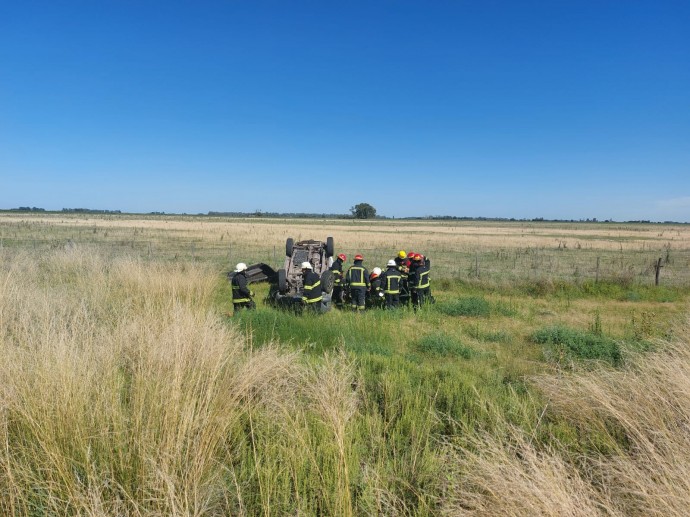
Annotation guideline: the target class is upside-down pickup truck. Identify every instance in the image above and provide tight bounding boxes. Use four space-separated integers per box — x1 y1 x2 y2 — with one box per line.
228 237 336 312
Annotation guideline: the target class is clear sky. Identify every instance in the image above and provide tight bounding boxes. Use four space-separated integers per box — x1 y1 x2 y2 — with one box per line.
1 1 689 221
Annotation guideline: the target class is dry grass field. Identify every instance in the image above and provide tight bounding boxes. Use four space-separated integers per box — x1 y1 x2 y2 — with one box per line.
2 212 690 515
2 213 690 285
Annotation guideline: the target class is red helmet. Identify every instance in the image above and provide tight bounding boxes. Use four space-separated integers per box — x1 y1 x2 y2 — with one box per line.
407 252 415 258
354 254 363 261
337 253 346 261
413 253 423 261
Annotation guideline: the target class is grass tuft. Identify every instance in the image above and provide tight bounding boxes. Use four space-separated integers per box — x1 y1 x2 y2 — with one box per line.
532 325 622 366
435 297 491 317
416 332 477 359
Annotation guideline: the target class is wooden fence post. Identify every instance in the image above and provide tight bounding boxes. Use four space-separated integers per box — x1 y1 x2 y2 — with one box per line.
654 257 663 286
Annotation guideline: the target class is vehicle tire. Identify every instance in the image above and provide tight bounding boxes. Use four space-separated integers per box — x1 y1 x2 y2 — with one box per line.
326 236 334 257
278 268 287 293
286 238 294 257
320 270 335 294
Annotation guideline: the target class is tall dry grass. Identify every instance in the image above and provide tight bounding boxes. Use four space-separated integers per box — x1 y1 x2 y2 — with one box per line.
0 247 307 515
2 243 690 515
440 317 690 516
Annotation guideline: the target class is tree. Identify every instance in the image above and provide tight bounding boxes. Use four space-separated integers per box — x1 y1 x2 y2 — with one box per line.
350 203 377 219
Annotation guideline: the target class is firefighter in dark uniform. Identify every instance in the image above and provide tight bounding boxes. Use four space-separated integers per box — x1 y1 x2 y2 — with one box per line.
398 251 413 306
345 254 369 311
367 267 385 308
380 259 402 309
301 262 323 313
415 254 431 307
407 254 421 309
329 253 347 309
231 262 255 311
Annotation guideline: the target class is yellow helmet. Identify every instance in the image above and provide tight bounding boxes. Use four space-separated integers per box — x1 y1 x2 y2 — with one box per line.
397 250 407 259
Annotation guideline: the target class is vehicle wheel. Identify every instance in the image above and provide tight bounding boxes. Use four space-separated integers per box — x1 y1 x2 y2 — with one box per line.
286 238 294 257
320 270 335 294
326 236 334 257
278 268 287 293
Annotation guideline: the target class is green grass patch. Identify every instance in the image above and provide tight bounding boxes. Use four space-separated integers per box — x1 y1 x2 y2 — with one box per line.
532 325 622 366
232 307 397 355
434 296 517 318
435 297 491 317
466 324 514 344
416 332 477 359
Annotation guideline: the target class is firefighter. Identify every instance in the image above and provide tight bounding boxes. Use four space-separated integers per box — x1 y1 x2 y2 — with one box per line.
345 254 369 311
368 267 385 308
231 263 255 311
420 254 434 303
393 251 408 305
407 254 420 309
394 250 407 270
380 259 402 309
330 253 347 309
301 262 323 313
402 251 417 306
411 254 431 309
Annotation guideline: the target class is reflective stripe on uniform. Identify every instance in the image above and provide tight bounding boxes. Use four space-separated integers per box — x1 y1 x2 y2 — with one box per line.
418 270 430 289
348 266 366 286
303 280 321 291
303 276 322 303
232 284 251 303
385 273 401 294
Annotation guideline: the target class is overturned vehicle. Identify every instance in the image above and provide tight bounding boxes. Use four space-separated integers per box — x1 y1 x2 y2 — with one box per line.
229 237 336 312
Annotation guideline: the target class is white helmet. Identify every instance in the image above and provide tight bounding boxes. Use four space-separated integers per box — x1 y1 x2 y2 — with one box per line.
235 262 248 272
300 261 313 270
387 259 397 267
372 267 382 276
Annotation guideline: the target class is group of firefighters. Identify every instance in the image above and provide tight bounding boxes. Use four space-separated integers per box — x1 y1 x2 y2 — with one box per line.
231 250 431 313
328 250 431 311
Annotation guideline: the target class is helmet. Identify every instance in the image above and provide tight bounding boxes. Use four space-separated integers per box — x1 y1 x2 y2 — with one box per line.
398 250 407 259
300 261 313 270
372 267 382 276
413 254 422 261
337 253 346 261
407 252 415 258
354 254 363 261
387 259 397 267
235 262 248 272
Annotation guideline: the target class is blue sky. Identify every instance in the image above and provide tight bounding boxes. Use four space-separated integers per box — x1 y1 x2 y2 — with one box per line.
1 1 689 221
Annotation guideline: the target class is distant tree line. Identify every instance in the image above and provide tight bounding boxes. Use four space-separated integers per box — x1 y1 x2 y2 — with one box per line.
8 207 46 212
207 211 353 219
0 206 685 224
61 208 122 214
416 216 618 223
